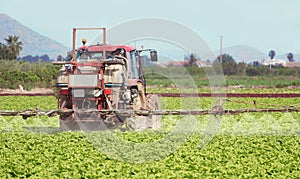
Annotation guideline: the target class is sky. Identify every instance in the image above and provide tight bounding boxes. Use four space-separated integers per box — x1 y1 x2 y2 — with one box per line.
1 0 300 57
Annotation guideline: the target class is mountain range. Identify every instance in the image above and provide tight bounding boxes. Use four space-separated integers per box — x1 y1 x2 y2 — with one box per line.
0 13 68 59
0 13 298 62
219 45 267 62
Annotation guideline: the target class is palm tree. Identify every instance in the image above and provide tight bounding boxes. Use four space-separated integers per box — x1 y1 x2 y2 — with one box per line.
4 35 23 60
287 52 294 62
268 50 276 59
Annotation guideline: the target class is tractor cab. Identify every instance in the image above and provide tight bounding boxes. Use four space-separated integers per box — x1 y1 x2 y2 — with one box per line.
74 43 157 79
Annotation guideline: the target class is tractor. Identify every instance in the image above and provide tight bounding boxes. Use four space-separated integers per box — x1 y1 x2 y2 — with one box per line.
54 28 160 131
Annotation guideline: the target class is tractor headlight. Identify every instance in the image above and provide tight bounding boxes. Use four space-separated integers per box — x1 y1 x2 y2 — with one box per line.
93 89 102 97
122 91 131 101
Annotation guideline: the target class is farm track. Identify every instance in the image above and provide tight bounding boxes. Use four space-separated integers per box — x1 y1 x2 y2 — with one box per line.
155 93 300 98
1 93 300 98
0 93 53 96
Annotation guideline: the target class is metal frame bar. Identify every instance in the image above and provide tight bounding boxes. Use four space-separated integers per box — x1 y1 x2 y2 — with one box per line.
72 27 106 61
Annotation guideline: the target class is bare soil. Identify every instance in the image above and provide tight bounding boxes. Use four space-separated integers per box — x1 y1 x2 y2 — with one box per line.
0 88 53 94
1 85 300 95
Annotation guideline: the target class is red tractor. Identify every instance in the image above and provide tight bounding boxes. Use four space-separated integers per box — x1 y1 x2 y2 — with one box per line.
54 28 160 131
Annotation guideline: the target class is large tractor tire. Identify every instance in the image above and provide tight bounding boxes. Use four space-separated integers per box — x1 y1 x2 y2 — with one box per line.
126 94 161 131
146 94 161 129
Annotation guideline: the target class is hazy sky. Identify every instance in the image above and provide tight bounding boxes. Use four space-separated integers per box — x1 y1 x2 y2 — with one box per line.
1 0 300 56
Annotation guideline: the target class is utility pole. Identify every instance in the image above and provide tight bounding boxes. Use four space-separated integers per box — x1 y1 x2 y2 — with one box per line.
219 36 223 63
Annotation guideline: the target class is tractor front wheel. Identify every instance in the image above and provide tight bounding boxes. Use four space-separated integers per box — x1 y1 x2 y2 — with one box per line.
126 94 161 131
146 94 161 129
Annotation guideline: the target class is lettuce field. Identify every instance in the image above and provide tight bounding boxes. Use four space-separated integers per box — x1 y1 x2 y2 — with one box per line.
0 95 299 178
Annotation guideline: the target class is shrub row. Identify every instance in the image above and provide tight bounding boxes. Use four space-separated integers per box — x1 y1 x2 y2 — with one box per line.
0 60 61 90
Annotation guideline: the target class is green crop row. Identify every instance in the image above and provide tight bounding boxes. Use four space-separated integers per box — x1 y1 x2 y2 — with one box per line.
146 86 300 94
1 132 299 178
0 96 299 178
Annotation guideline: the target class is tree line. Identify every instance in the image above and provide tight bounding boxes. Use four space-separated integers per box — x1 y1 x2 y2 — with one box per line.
1 34 299 89
213 53 299 76
182 53 299 76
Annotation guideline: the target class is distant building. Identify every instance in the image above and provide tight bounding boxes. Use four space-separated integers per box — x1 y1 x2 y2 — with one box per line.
284 62 300 68
261 58 286 67
261 58 300 67
195 60 212 67
167 61 189 67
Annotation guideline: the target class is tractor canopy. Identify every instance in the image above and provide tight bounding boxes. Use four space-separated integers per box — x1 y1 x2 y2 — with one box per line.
76 44 136 61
